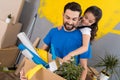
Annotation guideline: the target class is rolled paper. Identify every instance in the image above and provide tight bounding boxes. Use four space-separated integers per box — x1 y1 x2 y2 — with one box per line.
17 32 39 56
18 43 49 68
22 49 33 61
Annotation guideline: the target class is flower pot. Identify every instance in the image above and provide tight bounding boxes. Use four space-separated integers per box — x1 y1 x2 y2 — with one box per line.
5 18 11 23
5 14 12 23
99 72 110 80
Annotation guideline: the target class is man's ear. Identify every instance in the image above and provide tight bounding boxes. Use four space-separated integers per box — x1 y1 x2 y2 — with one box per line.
62 13 64 17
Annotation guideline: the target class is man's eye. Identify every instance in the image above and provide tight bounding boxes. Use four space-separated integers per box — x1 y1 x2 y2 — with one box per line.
73 19 77 21
65 16 70 19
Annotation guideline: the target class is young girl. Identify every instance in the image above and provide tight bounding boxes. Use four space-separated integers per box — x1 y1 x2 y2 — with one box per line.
61 6 102 80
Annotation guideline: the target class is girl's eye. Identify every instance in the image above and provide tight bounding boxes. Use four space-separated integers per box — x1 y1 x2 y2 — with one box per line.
89 20 93 23
84 16 88 19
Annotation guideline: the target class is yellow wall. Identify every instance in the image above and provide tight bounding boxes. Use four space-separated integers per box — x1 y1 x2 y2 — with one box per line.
38 0 120 39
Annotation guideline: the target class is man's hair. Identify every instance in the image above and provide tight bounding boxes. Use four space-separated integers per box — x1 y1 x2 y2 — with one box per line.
64 2 82 16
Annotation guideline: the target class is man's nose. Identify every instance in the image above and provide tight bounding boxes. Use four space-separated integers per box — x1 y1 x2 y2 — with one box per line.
68 20 73 25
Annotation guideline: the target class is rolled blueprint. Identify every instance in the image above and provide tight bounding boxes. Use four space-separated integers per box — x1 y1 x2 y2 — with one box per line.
22 49 33 61
17 32 39 56
18 43 49 67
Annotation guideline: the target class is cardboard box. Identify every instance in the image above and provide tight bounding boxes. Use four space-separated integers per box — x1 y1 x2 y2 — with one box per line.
22 53 65 80
0 0 25 24
21 53 98 80
23 58 65 80
86 67 99 80
0 46 19 67
0 20 22 48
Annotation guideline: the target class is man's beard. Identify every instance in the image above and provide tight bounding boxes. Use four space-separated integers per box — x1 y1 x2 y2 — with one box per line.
63 22 76 31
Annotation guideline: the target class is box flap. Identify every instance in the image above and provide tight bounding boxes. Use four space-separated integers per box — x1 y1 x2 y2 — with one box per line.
23 56 66 80
0 22 22 48
0 46 19 67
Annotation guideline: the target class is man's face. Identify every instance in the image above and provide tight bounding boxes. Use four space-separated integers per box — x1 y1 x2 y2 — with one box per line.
63 9 80 31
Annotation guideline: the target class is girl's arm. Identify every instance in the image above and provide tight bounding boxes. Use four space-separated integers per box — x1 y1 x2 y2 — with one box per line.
63 31 91 62
69 34 90 56
57 26 63 30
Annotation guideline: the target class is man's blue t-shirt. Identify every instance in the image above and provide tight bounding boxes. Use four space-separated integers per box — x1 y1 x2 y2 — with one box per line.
43 27 91 64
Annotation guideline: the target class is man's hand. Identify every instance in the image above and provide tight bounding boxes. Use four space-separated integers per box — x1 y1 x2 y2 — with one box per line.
20 68 28 80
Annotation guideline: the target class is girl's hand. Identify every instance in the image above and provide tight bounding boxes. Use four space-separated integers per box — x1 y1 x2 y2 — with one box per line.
62 54 72 63
62 51 75 63
57 26 62 30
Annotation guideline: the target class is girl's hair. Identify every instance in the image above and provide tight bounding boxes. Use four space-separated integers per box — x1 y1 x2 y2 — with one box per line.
84 6 102 42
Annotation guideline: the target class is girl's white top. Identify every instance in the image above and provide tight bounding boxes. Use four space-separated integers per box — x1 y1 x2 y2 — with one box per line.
80 27 91 36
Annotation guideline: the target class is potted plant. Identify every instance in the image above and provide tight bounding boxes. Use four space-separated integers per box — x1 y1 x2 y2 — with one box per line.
54 57 84 80
94 53 120 80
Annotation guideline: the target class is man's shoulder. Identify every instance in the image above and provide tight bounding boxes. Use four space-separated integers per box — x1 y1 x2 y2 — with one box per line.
50 27 58 32
48 27 60 34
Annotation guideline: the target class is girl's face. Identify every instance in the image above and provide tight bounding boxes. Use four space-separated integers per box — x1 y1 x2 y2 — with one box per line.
81 12 96 26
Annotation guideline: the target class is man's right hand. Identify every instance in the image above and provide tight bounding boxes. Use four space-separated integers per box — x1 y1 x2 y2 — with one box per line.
20 68 28 80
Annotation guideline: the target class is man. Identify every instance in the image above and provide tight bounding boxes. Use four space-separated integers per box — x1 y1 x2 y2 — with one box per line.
41 2 82 63
41 2 87 80
41 2 82 58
